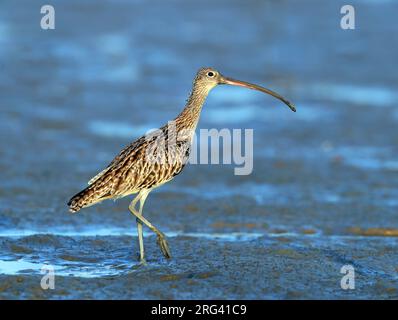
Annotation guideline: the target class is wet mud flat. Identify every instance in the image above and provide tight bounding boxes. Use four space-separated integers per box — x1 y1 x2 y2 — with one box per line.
1 233 398 299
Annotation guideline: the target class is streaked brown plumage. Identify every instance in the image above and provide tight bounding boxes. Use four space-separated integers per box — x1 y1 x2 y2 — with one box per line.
68 67 296 263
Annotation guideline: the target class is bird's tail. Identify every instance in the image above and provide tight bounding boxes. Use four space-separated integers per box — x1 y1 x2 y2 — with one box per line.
67 185 104 213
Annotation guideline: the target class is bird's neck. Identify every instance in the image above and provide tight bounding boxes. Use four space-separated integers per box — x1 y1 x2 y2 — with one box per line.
175 83 211 132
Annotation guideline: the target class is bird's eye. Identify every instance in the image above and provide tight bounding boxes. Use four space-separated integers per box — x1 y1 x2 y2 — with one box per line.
207 71 215 78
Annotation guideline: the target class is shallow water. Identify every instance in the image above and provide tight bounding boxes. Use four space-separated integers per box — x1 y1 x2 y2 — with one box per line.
0 0 398 299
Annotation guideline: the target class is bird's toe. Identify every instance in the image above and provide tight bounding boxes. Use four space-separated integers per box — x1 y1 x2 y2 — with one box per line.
157 235 172 259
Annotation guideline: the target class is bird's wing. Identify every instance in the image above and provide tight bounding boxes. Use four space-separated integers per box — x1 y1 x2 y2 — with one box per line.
87 137 147 185
87 144 134 185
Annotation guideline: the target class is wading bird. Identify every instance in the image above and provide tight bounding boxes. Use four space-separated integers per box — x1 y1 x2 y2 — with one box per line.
68 67 296 263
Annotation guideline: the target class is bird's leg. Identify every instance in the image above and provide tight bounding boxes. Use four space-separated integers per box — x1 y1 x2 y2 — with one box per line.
136 219 145 263
128 198 171 259
137 190 149 264
130 193 146 264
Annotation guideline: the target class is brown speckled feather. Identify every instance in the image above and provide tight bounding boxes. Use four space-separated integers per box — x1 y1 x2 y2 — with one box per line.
69 105 196 212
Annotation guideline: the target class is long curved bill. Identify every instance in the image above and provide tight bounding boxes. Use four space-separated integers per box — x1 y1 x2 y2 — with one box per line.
220 76 296 112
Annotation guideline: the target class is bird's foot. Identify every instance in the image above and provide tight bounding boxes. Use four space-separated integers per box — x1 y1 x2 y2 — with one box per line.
156 233 171 259
135 251 147 266
132 259 147 270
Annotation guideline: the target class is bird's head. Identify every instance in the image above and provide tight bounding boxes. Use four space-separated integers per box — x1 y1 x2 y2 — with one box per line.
194 67 296 112
194 67 224 92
